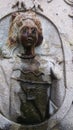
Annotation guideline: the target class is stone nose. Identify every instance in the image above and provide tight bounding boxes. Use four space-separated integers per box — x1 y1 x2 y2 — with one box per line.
28 28 32 35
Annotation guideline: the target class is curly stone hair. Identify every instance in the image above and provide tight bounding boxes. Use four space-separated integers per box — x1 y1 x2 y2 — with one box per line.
7 11 43 48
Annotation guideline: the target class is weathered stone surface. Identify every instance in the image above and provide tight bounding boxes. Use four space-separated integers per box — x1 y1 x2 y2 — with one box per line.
0 0 73 130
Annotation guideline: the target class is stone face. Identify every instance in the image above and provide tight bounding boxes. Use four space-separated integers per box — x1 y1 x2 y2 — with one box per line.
0 0 73 130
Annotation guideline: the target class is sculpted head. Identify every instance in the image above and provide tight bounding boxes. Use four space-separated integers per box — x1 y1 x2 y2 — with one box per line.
7 11 43 56
19 19 39 48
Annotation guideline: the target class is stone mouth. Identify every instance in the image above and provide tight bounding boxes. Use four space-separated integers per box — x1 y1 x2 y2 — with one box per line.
27 37 33 43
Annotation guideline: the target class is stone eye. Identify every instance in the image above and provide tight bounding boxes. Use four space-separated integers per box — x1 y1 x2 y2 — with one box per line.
23 27 28 33
31 28 37 34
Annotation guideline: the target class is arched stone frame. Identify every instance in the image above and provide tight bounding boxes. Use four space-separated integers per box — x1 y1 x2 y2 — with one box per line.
64 0 73 6
0 11 73 130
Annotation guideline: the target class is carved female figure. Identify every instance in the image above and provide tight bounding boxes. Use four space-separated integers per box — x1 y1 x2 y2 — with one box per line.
0 11 61 125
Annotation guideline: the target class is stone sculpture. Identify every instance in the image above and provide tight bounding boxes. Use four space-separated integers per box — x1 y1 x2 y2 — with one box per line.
12 0 26 10
0 11 61 126
12 0 43 12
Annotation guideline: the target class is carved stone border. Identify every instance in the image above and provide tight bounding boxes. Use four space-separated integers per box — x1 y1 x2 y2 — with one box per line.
64 0 73 6
0 11 73 130
68 14 73 18
47 0 53 3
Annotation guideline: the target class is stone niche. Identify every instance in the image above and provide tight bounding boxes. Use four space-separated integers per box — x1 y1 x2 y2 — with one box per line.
0 0 73 130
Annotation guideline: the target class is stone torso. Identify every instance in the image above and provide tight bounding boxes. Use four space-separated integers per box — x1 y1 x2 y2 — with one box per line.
11 55 51 124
